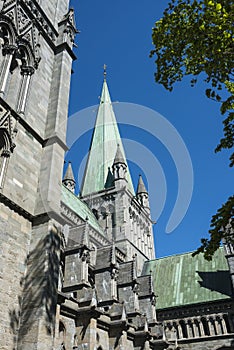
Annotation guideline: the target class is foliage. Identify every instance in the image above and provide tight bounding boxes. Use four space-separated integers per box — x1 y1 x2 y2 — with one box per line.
151 0 234 258
192 196 234 260
151 0 234 165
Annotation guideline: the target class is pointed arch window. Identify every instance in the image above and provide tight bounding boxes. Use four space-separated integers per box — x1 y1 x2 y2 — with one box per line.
0 22 17 97
6 43 35 115
0 18 39 115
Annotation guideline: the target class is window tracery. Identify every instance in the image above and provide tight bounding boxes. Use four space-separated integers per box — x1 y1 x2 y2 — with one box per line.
0 106 17 188
0 4 41 113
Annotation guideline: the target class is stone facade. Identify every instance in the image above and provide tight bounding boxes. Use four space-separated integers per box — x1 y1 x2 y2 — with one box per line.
0 0 75 348
0 0 233 350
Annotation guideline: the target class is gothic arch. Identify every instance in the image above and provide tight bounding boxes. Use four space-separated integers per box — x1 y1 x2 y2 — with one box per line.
179 320 188 338
7 42 35 113
17 40 34 68
0 17 17 46
0 126 12 188
201 317 210 336
0 11 40 112
0 126 11 151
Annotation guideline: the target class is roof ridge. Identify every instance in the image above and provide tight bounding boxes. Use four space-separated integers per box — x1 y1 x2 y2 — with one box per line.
148 246 224 262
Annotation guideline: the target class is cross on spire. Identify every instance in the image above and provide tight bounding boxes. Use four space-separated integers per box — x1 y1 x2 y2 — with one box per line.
103 64 107 80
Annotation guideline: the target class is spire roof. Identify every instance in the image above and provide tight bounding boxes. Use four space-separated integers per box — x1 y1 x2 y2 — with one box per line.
80 80 134 196
136 175 148 194
113 144 126 165
63 162 75 183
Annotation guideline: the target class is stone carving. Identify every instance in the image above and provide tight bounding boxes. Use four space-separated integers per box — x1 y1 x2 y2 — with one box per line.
2 0 55 42
0 103 17 187
59 8 78 47
0 0 69 70
0 103 17 153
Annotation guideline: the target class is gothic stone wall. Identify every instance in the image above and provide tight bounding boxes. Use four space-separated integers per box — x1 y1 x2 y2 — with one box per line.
0 0 75 348
0 205 31 350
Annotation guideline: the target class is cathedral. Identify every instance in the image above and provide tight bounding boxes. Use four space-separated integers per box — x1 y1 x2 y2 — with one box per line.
0 0 233 349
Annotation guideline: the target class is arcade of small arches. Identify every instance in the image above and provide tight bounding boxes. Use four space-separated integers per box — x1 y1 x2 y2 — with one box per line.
164 313 233 340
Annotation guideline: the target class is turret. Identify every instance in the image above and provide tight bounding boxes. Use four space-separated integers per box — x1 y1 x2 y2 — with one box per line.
63 161 76 193
79 75 155 268
136 175 150 214
112 144 127 189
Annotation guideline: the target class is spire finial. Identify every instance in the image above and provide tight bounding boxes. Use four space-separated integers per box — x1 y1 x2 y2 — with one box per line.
103 64 107 80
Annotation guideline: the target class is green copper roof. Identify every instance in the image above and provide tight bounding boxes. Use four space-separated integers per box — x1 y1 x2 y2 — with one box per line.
61 185 104 235
143 247 232 310
80 80 134 196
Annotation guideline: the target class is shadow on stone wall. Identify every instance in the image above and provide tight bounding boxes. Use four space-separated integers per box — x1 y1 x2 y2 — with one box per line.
9 229 60 349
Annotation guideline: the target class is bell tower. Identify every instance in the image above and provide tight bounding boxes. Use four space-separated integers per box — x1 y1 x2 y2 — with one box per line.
0 1 77 349
80 77 155 274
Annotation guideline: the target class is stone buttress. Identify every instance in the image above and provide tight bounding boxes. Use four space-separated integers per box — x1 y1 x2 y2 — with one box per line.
0 0 77 349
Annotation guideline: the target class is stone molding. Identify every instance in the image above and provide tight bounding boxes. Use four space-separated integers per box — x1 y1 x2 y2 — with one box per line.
2 0 57 43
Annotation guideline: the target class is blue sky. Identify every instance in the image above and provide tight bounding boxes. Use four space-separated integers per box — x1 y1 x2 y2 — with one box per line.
66 0 233 258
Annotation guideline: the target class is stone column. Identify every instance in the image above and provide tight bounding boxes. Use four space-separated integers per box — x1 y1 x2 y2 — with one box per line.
220 315 228 334
197 318 205 337
216 316 223 334
17 65 35 116
176 321 183 339
0 44 17 96
184 319 190 338
208 316 215 336
213 316 219 335
193 319 200 337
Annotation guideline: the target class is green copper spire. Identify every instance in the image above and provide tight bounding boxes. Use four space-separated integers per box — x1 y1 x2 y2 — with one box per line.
80 79 134 196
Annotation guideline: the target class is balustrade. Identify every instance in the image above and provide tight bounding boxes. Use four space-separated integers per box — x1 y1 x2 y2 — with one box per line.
163 312 231 340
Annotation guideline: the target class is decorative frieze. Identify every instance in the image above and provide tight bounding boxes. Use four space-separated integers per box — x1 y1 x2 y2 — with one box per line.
2 0 57 43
